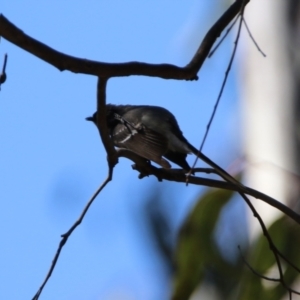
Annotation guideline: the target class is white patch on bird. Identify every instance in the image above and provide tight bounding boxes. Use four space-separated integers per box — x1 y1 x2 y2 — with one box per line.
119 134 132 143
131 129 138 135
113 125 138 144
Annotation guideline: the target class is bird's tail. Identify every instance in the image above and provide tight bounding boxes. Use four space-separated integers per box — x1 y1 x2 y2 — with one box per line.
189 143 243 188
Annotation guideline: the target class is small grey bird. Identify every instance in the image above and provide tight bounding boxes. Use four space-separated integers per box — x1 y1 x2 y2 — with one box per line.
86 104 239 184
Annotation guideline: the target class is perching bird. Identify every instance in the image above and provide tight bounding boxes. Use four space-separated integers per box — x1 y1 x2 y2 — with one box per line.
86 104 240 185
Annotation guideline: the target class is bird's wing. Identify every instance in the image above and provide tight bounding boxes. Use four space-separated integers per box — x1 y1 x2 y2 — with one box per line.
112 122 171 169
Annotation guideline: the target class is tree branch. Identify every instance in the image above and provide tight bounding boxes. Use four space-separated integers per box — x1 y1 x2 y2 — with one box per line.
96 77 118 168
116 149 300 225
0 53 7 88
0 0 249 80
32 174 111 300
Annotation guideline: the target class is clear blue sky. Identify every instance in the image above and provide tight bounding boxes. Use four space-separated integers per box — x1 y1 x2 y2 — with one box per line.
0 1 243 299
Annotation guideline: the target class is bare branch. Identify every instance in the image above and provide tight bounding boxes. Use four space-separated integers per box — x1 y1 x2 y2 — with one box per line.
32 77 118 299
238 246 281 282
0 0 249 80
208 14 240 58
96 77 118 168
238 195 300 296
242 17 266 57
192 1 246 171
187 0 249 74
32 174 112 300
115 149 300 225
187 1 247 182
0 53 7 89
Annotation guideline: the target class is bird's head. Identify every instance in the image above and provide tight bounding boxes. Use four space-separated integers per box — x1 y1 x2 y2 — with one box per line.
85 104 121 127
85 112 97 124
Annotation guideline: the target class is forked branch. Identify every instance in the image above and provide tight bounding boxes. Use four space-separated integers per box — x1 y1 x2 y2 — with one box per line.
0 0 249 80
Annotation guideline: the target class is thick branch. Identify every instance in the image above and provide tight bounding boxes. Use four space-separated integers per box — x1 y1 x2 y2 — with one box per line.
0 53 8 87
0 0 249 80
96 78 118 168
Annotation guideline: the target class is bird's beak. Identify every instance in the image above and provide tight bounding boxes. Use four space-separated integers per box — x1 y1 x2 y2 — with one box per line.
85 116 93 122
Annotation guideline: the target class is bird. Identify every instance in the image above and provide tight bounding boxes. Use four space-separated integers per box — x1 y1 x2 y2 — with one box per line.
86 104 241 185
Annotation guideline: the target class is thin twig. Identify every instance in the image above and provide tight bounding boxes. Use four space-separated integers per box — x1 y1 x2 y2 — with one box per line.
239 192 300 296
201 4 244 154
208 14 240 58
188 0 246 180
242 17 266 57
277 249 300 274
187 0 250 74
32 175 112 300
32 77 117 299
238 245 280 282
0 53 7 89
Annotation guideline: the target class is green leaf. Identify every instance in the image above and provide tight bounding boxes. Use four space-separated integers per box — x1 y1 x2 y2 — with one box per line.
238 216 300 300
172 187 235 300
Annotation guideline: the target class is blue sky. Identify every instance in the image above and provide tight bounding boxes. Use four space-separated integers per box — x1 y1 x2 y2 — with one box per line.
0 1 242 299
